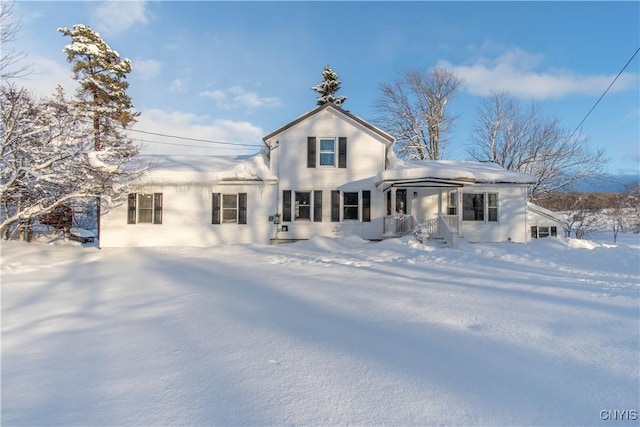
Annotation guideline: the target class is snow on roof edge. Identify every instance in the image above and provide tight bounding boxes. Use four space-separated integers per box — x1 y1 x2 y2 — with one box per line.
132 149 277 186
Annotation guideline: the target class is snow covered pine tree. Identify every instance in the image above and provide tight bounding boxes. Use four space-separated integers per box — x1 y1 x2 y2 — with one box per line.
311 65 347 107
59 24 140 239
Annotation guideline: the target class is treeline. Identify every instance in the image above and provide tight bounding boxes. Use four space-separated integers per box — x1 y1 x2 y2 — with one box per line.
535 183 640 240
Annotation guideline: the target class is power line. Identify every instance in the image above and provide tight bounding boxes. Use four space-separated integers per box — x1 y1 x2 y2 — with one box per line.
127 128 263 148
133 138 257 151
568 47 640 140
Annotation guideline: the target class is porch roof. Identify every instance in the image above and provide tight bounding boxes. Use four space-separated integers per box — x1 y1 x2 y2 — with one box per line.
376 158 537 187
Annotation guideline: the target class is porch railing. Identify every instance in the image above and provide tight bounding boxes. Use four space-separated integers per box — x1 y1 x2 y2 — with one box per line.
438 213 459 249
383 214 415 235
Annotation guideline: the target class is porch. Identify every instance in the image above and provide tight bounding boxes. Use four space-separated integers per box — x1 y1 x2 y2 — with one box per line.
379 179 464 249
383 213 459 249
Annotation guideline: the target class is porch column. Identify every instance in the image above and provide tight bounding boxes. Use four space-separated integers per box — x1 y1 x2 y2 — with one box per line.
457 188 463 237
437 190 443 215
391 187 397 214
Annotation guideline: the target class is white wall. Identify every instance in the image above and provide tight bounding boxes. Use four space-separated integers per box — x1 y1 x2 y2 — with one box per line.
100 182 277 248
266 108 388 241
458 184 529 243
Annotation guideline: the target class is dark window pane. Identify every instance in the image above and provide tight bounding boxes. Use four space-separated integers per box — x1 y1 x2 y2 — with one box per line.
344 206 358 219
463 193 484 221
319 153 335 165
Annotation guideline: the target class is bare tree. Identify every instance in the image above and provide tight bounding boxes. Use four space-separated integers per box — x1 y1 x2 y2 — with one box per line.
468 91 608 201
0 84 140 240
0 2 32 81
375 67 464 160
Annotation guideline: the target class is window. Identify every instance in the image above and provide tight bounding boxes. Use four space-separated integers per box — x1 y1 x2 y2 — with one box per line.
128 193 162 224
462 193 498 222
488 193 498 222
343 192 359 220
283 191 322 222
295 191 311 220
447 191 457 215
319 139 335 166
463 193 484 221
531 226 558 239
212 193 247 224
307 136 347 168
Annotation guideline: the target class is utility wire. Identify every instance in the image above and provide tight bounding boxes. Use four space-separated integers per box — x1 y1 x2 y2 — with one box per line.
127 128 263 148
133 138 257 151
568 47 640 140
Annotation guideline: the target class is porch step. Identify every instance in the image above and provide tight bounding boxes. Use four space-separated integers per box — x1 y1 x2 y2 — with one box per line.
425 234 449 248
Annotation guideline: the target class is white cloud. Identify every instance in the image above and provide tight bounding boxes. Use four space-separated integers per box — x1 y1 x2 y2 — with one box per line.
16 55 75 98
92 1 149 36
169 78 188 93
200 85 282 110
130 108 265 156
133 59 161 80
438 49 638 100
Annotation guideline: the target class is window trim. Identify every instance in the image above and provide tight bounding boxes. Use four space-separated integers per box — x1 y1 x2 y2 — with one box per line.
343 191 359 220
531 225 558 239
212 193 247 225
128 193 162 225
462 192 499 222
447 191 457 216
319 138 336 167
294 191 311 220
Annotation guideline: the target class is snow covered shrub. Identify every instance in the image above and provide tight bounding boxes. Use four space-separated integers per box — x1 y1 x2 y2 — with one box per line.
413 222 430 244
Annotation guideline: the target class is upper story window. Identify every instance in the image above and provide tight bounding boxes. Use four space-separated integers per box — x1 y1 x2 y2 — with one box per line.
319 139 336 166
128 193 163 224
307 136 347 168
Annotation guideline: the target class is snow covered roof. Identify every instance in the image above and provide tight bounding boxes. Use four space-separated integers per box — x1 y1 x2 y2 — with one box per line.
527 202 567 223
377 157 538 186
132 150 277 185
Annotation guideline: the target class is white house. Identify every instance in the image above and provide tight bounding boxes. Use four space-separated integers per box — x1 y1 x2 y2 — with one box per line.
100 103 564 248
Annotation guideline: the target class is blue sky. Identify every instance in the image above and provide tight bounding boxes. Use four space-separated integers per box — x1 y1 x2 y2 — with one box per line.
10 1 640 175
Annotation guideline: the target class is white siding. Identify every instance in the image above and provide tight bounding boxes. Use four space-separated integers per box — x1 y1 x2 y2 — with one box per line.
100 182 277 247
266 108 388 241
527 207 565 241
458 184 529 243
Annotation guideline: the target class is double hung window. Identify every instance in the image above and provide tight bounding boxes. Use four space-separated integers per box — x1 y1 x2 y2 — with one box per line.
295 191 311 220
212 193 247 224
343 192 359 220
128 193 163 224
319 139 335 166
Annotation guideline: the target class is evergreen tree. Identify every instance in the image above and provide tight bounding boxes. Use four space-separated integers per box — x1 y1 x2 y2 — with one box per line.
59 24 140 238
311 65 347 107
59 24 139 151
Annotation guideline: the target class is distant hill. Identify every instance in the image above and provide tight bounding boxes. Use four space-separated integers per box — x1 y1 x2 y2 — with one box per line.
572 173 639 193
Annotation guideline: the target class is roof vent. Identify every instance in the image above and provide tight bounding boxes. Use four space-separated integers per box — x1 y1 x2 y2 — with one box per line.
323 111 333 120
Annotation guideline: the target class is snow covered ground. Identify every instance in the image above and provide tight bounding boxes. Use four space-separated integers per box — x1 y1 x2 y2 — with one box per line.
2 233 639 426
